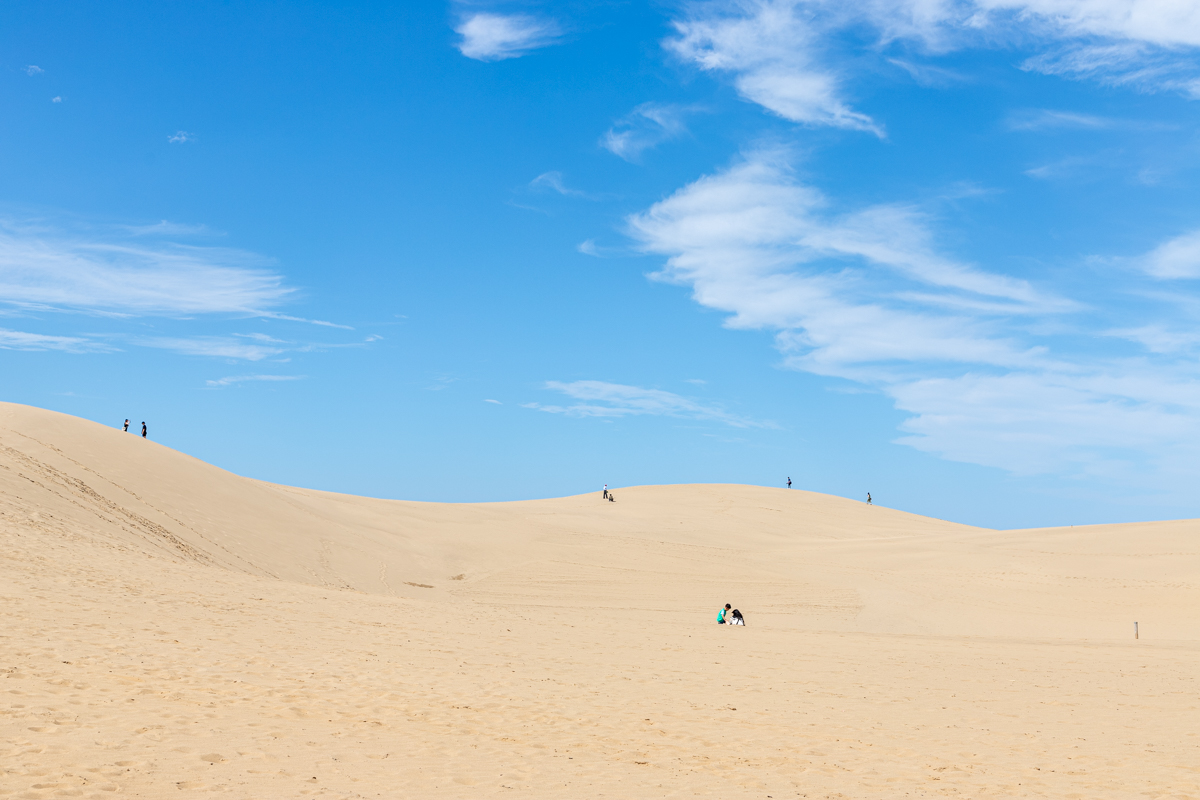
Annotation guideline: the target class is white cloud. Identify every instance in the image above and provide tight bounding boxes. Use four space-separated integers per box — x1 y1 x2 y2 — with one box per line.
666 2 883 134
140 336 286 361
979 0 1200 46
24 66 43 76
602 103 694 161
1020 40 1200 92
1022 154 1098 179
51 96 61 103
576 238 625 257
168 131 195 144
529 380 773 428
1136 228 1200 278
259 311 353 329
0 220 291 315
1105 324 1200 354
530 171 592 198
666 1 1200 116
123 220 215 237
455 13 561 61
206 374 302 387
0 328 109 353
625 149 1200 482
1006 108 1115 130
484 398 502 404
629 149 1059 324
948 2 1200 92
886 58 969 86
889 369 1200 477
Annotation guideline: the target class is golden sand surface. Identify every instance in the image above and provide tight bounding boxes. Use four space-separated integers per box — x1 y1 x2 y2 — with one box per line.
1 401 1197 798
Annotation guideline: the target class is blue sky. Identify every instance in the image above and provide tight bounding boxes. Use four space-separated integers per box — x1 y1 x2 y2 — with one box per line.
4 0 1200 528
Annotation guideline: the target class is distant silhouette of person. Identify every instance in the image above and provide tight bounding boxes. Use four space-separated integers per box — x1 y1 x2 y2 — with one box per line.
602 484 609 500
866 492 872 505
141 422 147 439
787 477 792 488
123 419 129 432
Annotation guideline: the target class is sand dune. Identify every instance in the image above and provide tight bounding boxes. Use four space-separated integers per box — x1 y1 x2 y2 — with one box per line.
2 401 1197 798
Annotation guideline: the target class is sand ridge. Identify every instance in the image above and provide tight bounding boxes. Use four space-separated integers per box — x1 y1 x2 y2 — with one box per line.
2 402 1198 798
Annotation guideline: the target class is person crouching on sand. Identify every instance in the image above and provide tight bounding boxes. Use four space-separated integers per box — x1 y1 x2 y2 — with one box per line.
717 603 731 624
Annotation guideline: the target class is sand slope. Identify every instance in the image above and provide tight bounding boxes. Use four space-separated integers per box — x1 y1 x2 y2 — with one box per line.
2 402 1198 798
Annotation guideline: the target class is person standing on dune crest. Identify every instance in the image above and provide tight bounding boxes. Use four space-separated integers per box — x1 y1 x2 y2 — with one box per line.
602 484 609 500
787 477 791 488
141 422 147 439
123 419 129 432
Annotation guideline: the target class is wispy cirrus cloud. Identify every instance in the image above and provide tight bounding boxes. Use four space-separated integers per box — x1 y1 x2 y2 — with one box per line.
455 12 561 61
525 380 773 428
0 327 111 353
206 374 303 387
0 214 361 368
134 328 369 362
1020 41 1200 95
24 65 44 76
602 103 695 161
625 148 1200 482
666 2 884 134
953 1 1200 93
629 148 1059 320
0 219 291 316
168 131 195 144
1134 228 1200 279
121 220 217 237
529 171 593 198
1006 108 1117 130
665 1 1200 130
138 335 288 361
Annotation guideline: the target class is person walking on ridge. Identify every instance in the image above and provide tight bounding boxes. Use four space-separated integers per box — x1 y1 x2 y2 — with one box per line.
787 477 792 488
866 492 872 505
123 419 129 432
141 422 147 439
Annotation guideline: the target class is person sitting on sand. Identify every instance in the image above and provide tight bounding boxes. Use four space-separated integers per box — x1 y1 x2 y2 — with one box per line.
717 603 731 624
730 608 745 626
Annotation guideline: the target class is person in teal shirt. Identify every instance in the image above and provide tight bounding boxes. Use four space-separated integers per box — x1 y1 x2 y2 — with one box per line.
717 603 731 624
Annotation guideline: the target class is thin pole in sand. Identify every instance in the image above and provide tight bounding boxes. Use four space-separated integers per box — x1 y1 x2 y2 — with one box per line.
1135 621 1138 640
